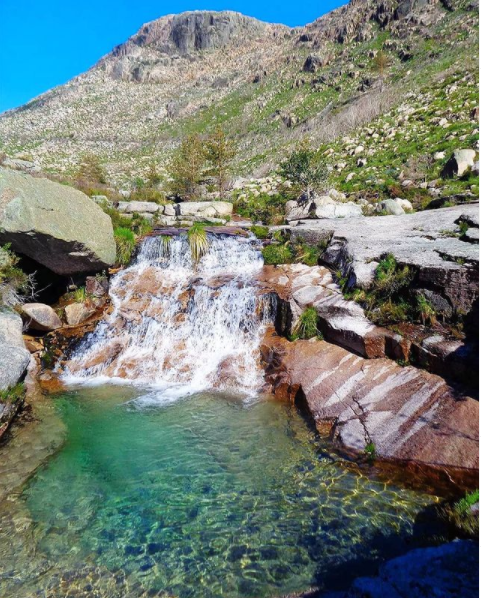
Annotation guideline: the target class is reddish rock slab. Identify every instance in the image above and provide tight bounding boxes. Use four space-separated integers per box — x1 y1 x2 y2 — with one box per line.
261 328 478 476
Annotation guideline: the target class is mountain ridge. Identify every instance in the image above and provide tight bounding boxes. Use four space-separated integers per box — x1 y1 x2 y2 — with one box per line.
0 0 478 192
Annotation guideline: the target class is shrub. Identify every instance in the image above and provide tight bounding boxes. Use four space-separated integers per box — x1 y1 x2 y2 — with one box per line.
0 382 25 404
114 227 136 266
439 489 479 539
204 128 236 199
416 293 436 326
455 489 479 514
168 134 206 200
293 241 322 267
262 243 294 265
75 153 107 187
72 287 87 303
234 192 287 225
0 244 34 307
293 307 320 340
364 442 376 461
187 223 209 264
250 225 270 239
374 254 413 298
278 141 328 196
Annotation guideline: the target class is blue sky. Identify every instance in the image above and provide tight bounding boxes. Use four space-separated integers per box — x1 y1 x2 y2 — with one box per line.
0 0 345 113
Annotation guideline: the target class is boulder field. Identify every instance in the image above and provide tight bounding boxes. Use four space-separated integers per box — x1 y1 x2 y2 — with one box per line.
116 199 234 226
0 167 116 275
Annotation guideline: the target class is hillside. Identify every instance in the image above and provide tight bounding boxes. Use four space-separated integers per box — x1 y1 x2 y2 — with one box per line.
0 0 478 197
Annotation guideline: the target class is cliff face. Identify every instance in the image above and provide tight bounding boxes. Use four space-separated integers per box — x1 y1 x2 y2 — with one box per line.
103 11 281 82
0 0 477 185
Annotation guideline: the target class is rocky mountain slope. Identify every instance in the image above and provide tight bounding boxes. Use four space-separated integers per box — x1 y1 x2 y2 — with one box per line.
0 0 478 190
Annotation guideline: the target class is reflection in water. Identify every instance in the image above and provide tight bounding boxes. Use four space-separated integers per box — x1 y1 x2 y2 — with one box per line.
0 386 439 598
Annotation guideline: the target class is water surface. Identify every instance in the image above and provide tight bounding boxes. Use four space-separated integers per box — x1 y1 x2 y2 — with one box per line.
0 386 439 597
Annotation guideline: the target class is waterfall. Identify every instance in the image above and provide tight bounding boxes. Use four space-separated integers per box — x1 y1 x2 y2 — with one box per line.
63 233 270 397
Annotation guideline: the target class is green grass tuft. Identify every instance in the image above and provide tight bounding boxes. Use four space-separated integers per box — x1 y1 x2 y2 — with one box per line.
114 227 136 266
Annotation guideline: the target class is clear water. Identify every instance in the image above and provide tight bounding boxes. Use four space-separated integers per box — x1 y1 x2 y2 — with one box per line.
0 385 438 598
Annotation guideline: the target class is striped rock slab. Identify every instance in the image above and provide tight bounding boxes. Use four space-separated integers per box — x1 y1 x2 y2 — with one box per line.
261 328 478 481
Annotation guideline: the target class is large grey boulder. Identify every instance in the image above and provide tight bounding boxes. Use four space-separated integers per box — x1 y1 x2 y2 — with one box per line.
0 168 116 275
176 201 233 217
2 157 40 173
290 204 479 314
442 149 477 177
0 309 30 390
286 194 363 221
21 303 62 331
377 198 405 215
314 201 363 219
117 201 160 214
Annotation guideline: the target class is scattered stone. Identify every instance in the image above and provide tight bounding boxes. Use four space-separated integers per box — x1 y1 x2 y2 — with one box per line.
303 53 331 73
377 199 405 215
21 303 62 332
65 303 96 326
86 276 109 298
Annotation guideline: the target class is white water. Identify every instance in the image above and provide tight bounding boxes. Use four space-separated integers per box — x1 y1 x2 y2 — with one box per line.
63 233 270 398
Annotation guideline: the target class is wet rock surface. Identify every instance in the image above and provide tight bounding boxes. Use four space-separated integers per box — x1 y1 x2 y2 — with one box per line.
261 328 478 475
21 303 62 332
331 540 479 598
0 309 30 391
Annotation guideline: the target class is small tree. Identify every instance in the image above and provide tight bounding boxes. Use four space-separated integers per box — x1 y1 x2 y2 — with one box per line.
168 134 206 201
75 153 107 186
205 128 236 199
279 142 328 197
146 161 162 187
373 51 389 91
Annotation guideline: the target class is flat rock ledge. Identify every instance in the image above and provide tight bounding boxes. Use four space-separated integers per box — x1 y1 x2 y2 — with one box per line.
257 264 476 385
288 204 479 315
261 328 478 479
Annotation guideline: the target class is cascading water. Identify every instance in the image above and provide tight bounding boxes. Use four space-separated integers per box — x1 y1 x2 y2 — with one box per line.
63 232 270 397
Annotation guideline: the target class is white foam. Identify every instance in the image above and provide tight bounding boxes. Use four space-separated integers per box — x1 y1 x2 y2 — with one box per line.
62 234 270 398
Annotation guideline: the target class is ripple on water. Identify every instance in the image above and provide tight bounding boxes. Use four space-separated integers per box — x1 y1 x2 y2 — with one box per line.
0 386 439 598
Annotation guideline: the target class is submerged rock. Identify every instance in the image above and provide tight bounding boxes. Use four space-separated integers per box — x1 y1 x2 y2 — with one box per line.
345 541 478 598
0 167 116 275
